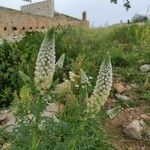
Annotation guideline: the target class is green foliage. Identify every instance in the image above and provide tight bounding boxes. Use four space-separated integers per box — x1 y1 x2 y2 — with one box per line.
0 41 21 108
0 23 150 150
0 32 43 108
111 0 131 10
132 14 148 23
1 24 150 108
1 86 114 150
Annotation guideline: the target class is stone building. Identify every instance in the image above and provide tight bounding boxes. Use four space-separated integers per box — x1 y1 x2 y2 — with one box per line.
0 0 88 39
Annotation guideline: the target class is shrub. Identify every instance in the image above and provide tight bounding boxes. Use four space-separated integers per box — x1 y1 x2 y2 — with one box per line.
131 14 148 23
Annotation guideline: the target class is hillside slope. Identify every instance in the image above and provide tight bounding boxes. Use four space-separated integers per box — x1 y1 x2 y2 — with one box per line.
0 23 150 149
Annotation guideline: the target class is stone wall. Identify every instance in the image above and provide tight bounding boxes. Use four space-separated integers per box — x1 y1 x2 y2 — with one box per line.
21 0 54 18
0 6 89 39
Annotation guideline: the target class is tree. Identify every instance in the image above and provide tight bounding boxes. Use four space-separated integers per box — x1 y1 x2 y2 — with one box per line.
111 0 131 10
21 0 131 10
132 14 148 23
22 0 32 2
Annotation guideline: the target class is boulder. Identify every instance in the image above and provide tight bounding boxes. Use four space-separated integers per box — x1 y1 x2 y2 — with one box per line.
145 128 150 138
0 103 64 132
140 64 150 72
113 82 126 93
115 93 130 101
1 143 11 150
140 114 150 122
123 120 144 140
0 109 16 132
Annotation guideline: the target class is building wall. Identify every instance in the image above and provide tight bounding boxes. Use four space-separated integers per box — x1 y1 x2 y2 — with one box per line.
21 0 54 18
0 6 89 39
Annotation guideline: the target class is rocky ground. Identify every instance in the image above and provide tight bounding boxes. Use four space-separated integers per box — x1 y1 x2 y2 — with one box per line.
104 64 150 150
0 64 149 150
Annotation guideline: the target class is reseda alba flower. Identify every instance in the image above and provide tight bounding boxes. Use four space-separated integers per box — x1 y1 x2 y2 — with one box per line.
69 71 79 82
86 53 113 117
56 53 65 68
80 69 91 86
34 30 56 93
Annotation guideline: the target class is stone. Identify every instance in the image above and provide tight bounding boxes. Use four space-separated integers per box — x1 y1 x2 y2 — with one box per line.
41 111 59 122
140 114 150 121
145 128 150 138
130 84 138 88
106 106 122 119
123 120 144 140
0 109 16 132
54 80 72 96
0 103 64 132
0 113 8 124
115 94 130 101
140 64 150 72
5 116 16 132
1 143 11 150
45 102 64 115
126 84 132 91
113 82 126 93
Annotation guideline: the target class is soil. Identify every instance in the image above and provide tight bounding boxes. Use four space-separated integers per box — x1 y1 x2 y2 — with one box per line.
104 100 150 150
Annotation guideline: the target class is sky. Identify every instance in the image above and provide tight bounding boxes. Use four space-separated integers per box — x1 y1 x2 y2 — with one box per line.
0 0 149 27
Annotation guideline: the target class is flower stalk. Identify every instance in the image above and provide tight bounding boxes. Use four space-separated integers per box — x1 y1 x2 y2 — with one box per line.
86 53 113 117
34 30 56 94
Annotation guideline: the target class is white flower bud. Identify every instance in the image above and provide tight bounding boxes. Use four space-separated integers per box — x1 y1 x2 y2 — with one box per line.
56 53 65 68
86 53 113 117
34 30 56 94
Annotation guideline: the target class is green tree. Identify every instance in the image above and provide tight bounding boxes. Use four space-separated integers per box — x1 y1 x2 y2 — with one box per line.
111 0 131 10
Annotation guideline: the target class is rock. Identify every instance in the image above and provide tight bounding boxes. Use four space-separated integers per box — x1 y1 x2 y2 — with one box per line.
54 80 72 95
140 64 150 72
123 120 144 140
113 82 126 93
41 111 59 122
115 94 130 101
45 102 64 115
126 84 132 91
1 143 11 150
145 128 150 138
45 103 59 114
0 103 64 132
0 113 8 124
106 106 122 119
0 109 16 132
140 114 150 121
130 84 138 88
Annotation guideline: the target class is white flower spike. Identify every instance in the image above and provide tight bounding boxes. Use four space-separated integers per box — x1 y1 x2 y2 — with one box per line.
56 53 65 68
34 29 56 93
87 52 113 117
80 69 90 86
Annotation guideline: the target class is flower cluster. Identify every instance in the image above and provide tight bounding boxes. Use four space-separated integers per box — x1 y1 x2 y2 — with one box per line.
80 69 91 86
56 53 65 68
86 53 113 117
34 30 112 118
69 71 80 83
34 32 56 94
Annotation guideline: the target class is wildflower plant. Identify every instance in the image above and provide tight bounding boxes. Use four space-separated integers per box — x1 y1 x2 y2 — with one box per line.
86 53 113 117
56 53 65 69
0 28 113 150
34 29 56 94
34 29 112 118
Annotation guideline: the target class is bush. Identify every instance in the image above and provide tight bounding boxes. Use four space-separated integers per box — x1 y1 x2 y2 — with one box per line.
0 41 21 107
131 14 148 23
